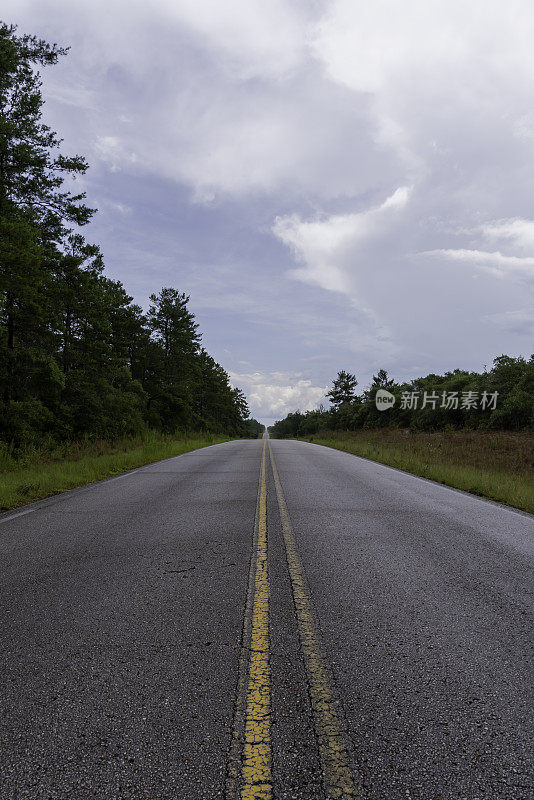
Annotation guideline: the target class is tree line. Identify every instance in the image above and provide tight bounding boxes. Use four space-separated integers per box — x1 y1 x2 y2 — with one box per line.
0 23 262 449
270 356 534 437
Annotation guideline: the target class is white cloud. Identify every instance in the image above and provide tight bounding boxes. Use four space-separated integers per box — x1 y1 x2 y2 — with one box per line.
423 248 534 278
480 218 534 251
312 1 469 94
229 371 327 418
110 202 131 215
12 0 534 203
94 135 137 172
92 197 132 215
272 186 412 294
161 0 310 80
484 308 534 333
19 0 386 201
513 111 534 143
311 0 534 170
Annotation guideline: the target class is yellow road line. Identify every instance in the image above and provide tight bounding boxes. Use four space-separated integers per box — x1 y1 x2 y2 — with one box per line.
268 442 357 800
224 449 263 800
241 438 271 800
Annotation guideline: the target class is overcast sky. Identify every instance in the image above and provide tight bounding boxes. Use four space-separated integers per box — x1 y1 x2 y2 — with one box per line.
5 1 534 424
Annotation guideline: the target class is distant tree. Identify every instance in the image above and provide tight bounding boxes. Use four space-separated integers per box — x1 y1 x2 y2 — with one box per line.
327 370 358 409
231 387 249 421
147 288 200 375
371 369 394 389
242 418 264 438
144 288 201 430
193 349 248 434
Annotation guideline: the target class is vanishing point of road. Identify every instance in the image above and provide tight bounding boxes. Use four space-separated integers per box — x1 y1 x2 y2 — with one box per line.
1 436 532 799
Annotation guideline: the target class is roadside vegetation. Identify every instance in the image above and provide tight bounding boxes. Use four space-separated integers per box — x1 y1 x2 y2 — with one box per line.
271 360 534 514
271 357 534 437
0 432 231 511
303 429 534 514
0 23 264 507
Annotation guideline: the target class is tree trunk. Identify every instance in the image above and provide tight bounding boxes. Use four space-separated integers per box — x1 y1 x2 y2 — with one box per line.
4 296 14 407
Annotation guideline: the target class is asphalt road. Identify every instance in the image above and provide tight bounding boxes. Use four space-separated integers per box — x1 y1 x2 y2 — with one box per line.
0 437 532 799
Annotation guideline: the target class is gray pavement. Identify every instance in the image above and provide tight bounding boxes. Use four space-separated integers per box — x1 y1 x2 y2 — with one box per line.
0 438 532 799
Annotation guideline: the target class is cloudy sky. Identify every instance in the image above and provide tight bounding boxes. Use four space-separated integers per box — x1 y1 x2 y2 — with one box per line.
5 1 534 424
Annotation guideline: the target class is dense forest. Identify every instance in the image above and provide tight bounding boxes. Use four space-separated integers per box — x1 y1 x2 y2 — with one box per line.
0 23 263 450
270 356 534 437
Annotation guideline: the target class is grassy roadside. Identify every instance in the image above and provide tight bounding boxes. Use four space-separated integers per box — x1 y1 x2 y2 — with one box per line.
301 430 534 515
0 432 230 512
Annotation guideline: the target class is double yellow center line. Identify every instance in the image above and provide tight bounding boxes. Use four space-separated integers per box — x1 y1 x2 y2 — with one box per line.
229 438 357 800
242 439 271 798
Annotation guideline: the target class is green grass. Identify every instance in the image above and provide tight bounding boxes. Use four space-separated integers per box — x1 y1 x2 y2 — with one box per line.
302 429 534 514
0 432 230 512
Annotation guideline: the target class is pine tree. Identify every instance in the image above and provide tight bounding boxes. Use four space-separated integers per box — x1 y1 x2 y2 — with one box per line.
327 370 358 409
0 23 93 408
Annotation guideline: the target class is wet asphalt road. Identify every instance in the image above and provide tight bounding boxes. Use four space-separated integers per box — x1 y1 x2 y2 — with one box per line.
0 438 532 799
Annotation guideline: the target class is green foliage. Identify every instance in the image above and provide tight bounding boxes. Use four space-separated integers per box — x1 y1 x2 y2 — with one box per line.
270 356 534 437
0 23 251 451
242 418 264 438
327 370 358 408
324 370 359 429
